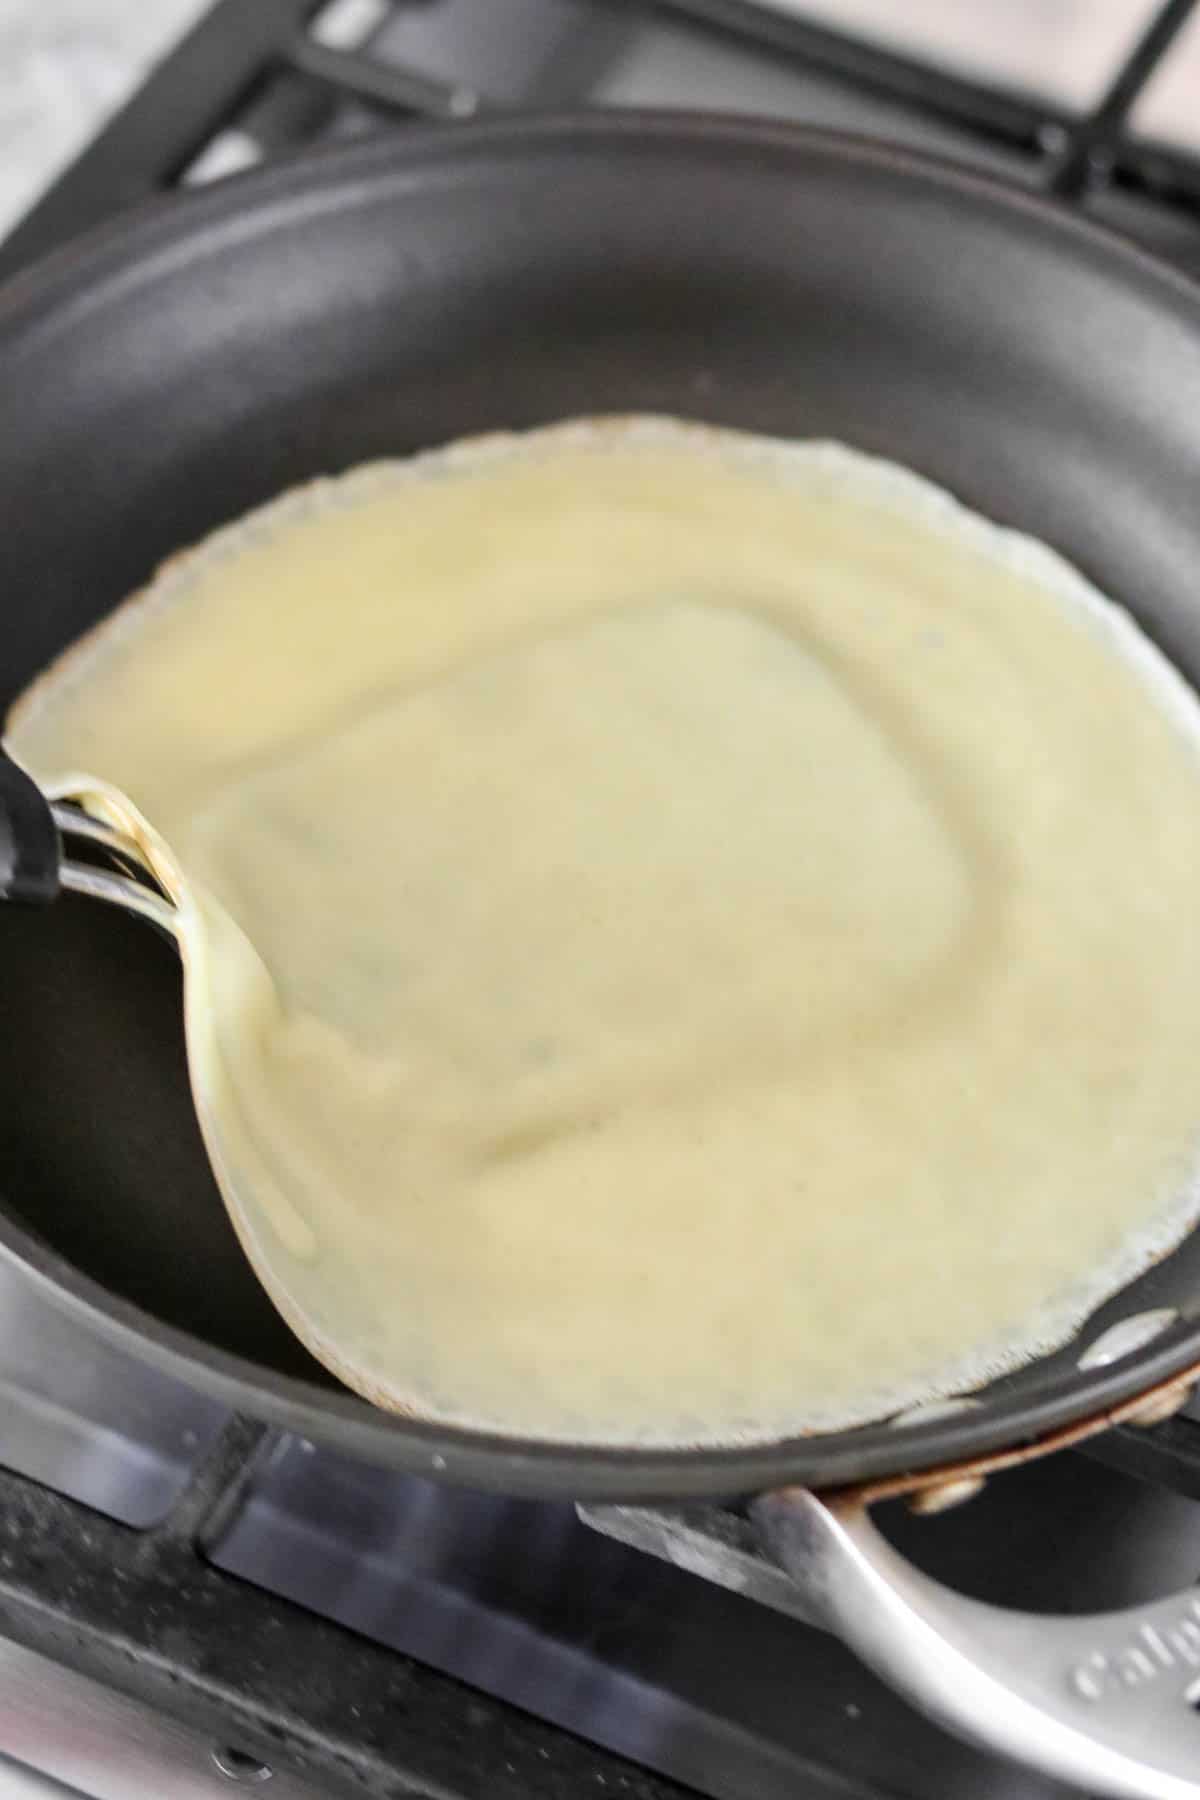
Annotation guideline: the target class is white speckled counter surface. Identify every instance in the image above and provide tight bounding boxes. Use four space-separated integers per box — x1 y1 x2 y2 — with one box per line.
0 0 209 240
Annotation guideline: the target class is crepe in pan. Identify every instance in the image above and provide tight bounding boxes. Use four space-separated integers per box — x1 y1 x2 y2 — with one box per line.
9 417 1200 1446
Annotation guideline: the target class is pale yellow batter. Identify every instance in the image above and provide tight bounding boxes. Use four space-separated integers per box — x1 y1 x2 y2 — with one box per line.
10 418 1200 1445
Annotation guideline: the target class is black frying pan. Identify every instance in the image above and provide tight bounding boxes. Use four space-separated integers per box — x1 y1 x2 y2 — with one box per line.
2 115 1200 1795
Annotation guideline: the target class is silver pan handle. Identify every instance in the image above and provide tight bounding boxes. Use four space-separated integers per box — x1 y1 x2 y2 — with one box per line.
756 1487 1200 1800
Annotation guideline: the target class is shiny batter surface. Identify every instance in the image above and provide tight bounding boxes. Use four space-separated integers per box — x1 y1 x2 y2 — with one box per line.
10 418 1200 1444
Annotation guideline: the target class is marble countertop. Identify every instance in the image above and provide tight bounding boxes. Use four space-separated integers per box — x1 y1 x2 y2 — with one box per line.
0 0 210 240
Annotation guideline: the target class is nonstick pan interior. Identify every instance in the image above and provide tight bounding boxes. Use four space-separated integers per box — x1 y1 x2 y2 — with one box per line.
3 117 1200 1499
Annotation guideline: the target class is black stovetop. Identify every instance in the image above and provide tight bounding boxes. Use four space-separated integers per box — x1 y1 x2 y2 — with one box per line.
4 6 1200 1798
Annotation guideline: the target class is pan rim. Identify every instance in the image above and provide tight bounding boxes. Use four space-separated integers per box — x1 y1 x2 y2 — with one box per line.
3 110 1200 1500
3 107 1200 332
2 1202 1197 1500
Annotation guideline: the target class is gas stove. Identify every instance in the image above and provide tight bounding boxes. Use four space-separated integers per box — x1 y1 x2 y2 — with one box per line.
3 5 1200 1796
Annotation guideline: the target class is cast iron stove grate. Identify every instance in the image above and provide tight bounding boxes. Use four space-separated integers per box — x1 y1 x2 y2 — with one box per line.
2 0 1200 284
